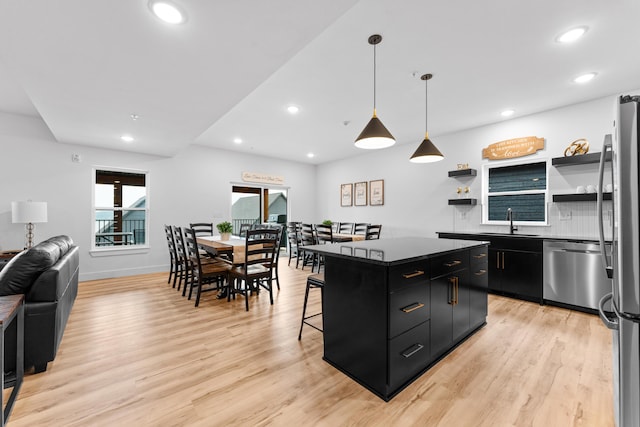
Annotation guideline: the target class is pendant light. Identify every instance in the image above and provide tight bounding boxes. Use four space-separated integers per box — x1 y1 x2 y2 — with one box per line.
410 73 444 163
355 34 396 149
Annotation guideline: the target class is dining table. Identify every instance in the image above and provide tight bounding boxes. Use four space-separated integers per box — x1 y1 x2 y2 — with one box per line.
332 233 366 242
197 235 264 265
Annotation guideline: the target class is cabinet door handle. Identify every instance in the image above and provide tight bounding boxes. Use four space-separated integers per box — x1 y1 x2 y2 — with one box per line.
448 277 455 305
453 277 459 305
402 270 425 279
444 260 462 267
473 253 487 259
401 302 425 313
474 269 487 276
401 343 425 358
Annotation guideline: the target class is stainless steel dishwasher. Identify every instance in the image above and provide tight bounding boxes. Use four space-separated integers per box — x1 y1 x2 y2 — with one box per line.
543 240 612 311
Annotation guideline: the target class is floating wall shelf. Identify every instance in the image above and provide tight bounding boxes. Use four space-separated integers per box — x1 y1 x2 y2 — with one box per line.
448 168 477 177
552 193 612 202
552 152 611 167
448 198 477 206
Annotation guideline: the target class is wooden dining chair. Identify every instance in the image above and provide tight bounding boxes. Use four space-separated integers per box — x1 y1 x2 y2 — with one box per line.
286 223 300 266
298 223 318 271
172 225 189 292
184 228 232 307
338 222 354 234
238 223 252 237
366 224 382 240
228 228 279 311
314 223 333 244
164 225 179 287
189 222 214 236
354 223 369 235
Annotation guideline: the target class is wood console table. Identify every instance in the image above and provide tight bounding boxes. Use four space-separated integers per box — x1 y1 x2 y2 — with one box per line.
0 295 24 426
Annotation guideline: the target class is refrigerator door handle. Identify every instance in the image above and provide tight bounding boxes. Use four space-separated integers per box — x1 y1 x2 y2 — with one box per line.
598 293 618 330
597 134 614 279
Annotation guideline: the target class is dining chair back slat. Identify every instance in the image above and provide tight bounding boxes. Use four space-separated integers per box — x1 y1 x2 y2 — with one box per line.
189 223 214 237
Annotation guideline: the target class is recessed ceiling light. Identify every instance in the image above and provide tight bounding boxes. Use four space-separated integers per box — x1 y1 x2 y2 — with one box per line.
307 153 315 158
287 105 300 114
121 135 134 143
501 109 515 117
233 138 243 144
149 1 186 24
556 26 588 44
573 72 597 84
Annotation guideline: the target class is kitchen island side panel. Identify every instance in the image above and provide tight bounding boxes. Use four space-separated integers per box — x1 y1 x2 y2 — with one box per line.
323 256 388 395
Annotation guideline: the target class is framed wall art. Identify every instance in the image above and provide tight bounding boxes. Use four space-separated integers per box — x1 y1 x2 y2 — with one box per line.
354 181 368 206
341 183 353 207
369 179 384 206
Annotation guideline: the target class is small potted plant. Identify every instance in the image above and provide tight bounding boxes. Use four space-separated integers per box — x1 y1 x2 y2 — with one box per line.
216 221 233 241
322 220 333 226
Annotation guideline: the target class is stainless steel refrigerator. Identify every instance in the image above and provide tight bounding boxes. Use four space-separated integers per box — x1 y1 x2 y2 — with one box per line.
598 94 640 427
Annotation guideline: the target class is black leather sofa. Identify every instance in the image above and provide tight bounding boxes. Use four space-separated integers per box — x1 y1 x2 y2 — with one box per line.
0 235 79 373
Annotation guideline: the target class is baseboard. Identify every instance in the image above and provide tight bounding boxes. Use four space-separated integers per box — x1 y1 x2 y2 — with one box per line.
79 265 167 281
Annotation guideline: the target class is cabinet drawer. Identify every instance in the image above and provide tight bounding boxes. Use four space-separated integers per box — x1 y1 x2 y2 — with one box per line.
469 245 488 267
389 282 430 338
389 262 429 293
431 251 469 279
389 321 430 392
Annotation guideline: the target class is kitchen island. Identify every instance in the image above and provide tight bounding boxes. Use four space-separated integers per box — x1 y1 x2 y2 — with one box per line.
304 237 488 401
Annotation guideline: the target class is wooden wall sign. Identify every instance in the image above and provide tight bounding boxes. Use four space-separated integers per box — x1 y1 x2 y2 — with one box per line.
482 136 545 160
241 172 284 185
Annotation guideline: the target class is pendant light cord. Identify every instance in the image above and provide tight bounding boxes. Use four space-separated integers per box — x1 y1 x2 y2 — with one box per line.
373 42 377 113
425 77 428 133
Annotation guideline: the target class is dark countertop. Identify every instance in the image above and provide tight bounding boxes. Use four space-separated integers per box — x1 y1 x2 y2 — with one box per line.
303 237 487 266
436 231 606 244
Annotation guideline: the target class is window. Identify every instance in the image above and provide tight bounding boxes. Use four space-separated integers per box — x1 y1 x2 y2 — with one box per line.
483 160 548 225
93 168 148 249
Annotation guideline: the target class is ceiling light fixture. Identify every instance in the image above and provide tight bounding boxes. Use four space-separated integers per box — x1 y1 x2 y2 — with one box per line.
355 34 395 150
410 74 444 163
149 1 186 24
501 109 515 117
287 105 299 114
573 72 597 84
233 138 243 144
556 26 588 44
307 153 315 158
121 135 134 143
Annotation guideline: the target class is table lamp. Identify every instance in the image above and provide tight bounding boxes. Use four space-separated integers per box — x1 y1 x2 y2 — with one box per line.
11 201 48 249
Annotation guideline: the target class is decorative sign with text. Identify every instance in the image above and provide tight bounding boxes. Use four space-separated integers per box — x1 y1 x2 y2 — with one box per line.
482 136 545 160
241 172 284 185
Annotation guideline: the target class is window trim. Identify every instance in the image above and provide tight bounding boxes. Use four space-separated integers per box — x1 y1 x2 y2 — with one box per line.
91 166 150 254
481 158 549 226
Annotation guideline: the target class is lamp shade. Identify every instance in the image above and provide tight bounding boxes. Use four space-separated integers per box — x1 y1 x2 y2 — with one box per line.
355 113 396 149
11 201 48 223
409 133 444 163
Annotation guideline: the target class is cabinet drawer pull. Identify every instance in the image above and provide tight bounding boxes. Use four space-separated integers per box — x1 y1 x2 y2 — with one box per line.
473 253 487 259
444 260 462 267
401 343 425 358
401 302 425 313
402 270 425 279
474 269 487 276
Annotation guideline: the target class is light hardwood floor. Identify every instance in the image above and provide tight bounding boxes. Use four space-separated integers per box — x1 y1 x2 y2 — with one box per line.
9 261 614 426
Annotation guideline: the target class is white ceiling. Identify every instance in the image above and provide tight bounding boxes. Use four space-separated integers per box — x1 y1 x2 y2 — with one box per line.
1 0 639 164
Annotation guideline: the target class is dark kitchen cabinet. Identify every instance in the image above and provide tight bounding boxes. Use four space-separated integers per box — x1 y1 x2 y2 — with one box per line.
429 251 472 360
489 245 542 303
438 233 542 304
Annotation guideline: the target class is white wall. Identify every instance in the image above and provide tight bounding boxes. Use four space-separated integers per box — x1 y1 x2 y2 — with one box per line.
0 113 317 280
316 92 633 240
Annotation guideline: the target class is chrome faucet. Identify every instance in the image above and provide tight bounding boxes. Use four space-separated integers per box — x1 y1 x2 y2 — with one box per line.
506 208 518 234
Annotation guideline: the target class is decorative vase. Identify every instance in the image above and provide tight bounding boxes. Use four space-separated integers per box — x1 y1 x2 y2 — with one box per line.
220 232 231 241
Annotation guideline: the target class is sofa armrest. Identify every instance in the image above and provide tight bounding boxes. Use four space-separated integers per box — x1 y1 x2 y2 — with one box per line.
27 246 79 302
